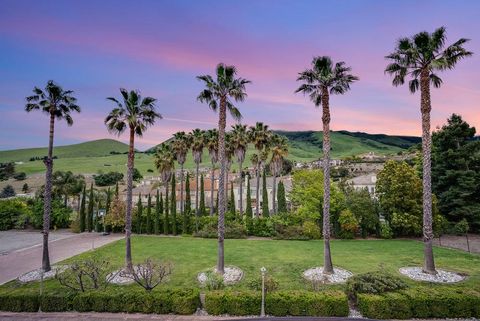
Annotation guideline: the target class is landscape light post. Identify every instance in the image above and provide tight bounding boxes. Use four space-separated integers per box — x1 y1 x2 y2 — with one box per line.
260 266 266 317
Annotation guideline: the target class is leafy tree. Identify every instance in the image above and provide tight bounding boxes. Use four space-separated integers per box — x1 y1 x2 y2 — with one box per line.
87 183 94 232
197 63 250 274
184 173 191 233
79 185 86 232
93 171 123 186
155 190 160 235
385 27 472 274
246 174 253 218
277 180 287 214
343 187 379 237
0 198 31 230
432 114 480 231
132 168 143 182
0 163 15 181
136 194 143 234
146 194 152 234
262 169 269 216
171 175 177 235
296 56 358 274
105 88 161 269
205 129 219 216
0 185 15 199
14 172 26 181
199 174 206 216
105 197 125 232
25 80 80 272
338 209 359 239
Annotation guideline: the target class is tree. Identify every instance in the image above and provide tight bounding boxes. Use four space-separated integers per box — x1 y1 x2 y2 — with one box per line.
269 135 288 214
136 195 143 234
197 63 250 274
172 132 190 218
246 174 253 218
132 168 143 182
231 124 248 217
22 183 29 193
277 180 287 214
189 129 205 228
154 143 174 235
146 194 152 234
249 122 271 218
185 173 192 233
229 182 236 216
199 174 206 216
25 80 80 272
0 185 15 199
155 190 161 235
205 129 219 216
52 171 85 207
296 56 358 274
79 185 86 232
262 169 269 216
343 186 379 237
105 88 161 269
94 171 123 187
432 114 480 231
385 27 472 274
171 174 177 235
87 183 94 232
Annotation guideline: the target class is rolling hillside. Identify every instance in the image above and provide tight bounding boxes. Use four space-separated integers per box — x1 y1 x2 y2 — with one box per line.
0 131 420 175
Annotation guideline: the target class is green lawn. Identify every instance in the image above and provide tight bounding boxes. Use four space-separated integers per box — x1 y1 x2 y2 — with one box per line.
4 237 479 292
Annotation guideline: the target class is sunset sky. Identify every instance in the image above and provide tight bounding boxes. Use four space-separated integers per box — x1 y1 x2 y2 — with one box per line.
0 0 478 150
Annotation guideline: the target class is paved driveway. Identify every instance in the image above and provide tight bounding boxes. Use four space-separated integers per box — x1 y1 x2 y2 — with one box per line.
0 230 123 285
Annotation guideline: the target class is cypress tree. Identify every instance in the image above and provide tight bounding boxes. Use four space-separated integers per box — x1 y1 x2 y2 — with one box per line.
246 175 253 218
277 180 287 213
136 194 143 234
262 169 269 216
79 185 86 232
184 173 191 233
115 182 119 198
155 190 160 234
164 185 169 234
199 174 206 216
146 194 152 234
95 200 101 232
87 183 94 232
229 181 236 216
171 175 177 235
105 188 111 214
159 193 164 233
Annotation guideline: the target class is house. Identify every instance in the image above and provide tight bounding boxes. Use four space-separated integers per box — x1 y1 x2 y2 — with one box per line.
346 173 377 195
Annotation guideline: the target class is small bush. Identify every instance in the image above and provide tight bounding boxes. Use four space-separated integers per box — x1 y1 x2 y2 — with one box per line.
302 220 321 239
13 172 26 181
124 258 173 291
203 271 225 290
56 258 112 292
379 221 393 239
247 275 279 293
274 225 309 240
454 218 469 235
346 271 407 298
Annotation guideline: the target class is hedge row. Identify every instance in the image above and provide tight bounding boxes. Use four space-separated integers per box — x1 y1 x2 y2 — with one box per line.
358 288 480 319
0 288 199 314
205 290 349 316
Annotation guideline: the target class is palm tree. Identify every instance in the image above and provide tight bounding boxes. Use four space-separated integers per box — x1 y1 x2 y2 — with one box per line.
224 132 235 213
231 124 249 217
25 80 80 272
197 63 250 274
296 56 358 274
189 129 205 229
249 153 260 218
172 132 191 217
248 122 271 218
385 27 472 274
205 129 219 216
154 143 175 233
105 88 161 269
269 135 289 215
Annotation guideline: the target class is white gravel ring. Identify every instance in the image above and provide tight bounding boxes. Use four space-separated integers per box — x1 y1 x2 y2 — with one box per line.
197 266 244 286
17 265 68 283
399 267 466 283
303 266 353 284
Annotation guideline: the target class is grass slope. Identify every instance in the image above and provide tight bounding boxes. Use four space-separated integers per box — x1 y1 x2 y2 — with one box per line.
4 237 479 292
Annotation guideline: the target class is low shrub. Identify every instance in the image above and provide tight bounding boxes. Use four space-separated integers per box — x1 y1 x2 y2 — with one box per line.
247 275 279 293
0 290 39 312
195 219 247 239
202 271 225 290
346 271 407 298
274 225 309 240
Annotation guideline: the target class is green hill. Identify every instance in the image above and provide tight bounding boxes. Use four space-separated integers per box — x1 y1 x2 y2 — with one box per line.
0 139 129 163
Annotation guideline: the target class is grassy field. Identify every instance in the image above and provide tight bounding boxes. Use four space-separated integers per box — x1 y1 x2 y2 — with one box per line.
4 237 479 292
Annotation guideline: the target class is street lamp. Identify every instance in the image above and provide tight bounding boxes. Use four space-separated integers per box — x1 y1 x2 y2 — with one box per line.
260 266 267 317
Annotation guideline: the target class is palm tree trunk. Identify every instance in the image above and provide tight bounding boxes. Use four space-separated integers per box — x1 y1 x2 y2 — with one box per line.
255 167 260 218
420 70 436 274
272 175 277 215
195 163 199 232
41 113 55 272
224 169 229 213
210 165 215 216
217 98 227 275
180 164 184 216
239 161 243 217
125 127 135 270
321 88 334 275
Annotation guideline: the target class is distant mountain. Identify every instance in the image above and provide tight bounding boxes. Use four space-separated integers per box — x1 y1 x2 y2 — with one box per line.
0 139 129 162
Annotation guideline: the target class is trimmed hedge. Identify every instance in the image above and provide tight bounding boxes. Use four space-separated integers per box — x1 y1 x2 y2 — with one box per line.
358 288 480 319
205 290 348 316
0 288 199 315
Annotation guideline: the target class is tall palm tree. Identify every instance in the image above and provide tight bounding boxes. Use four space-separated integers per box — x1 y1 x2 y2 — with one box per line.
296 56 358 274
249 153 260 218
197 63 250 274
105 88 161 269
231 124 249 217
154 143 175 232
248 122 271 218
385 27 472 274
172 132 191 217
205 129 219 216
25 80 80 272
224 132 235 213
189 129 205 227
269 135 289 215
